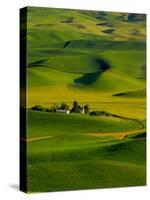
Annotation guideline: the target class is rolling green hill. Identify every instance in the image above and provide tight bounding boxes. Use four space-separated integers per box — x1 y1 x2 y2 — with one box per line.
27 110 146 192
26 7 146 103
23 7 146 192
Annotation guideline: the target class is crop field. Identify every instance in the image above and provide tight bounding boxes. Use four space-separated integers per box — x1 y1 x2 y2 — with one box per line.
23 7 146 192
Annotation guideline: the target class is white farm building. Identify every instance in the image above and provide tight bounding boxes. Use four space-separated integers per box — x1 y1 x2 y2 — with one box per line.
56 109 70 114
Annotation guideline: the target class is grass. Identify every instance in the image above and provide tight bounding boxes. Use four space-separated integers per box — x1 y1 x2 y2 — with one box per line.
28 159 146 192
27 111 146 192
27 110 142 149
113 88 146 98
23 7 147 192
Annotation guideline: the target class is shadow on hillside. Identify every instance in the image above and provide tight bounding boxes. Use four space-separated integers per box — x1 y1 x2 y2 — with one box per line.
63 41 72 48
74 59 111 85
102 29 114 34
28 59 45 67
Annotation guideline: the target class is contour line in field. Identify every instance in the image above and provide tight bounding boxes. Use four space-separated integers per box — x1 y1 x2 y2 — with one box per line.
21 135 53 142
84 128 146 140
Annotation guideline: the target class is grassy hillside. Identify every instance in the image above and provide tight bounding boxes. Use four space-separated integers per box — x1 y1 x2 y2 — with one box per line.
23 7 146 192
28 159 146 192
27 110 146 192
26 9 146 113
27 110 142 149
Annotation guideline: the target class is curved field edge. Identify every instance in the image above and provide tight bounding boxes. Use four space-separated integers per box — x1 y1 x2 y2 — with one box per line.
28 137 146 165
27 110 143 148
27 110 146 192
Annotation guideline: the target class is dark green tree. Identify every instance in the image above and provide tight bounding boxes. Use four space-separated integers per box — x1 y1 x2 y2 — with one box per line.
60 102 69 110
71 100 80 113
50 104 59 112
84 104 90 113
31 105 43 111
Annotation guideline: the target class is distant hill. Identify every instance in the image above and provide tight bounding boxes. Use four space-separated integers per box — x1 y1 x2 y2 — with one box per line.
26 7 146 108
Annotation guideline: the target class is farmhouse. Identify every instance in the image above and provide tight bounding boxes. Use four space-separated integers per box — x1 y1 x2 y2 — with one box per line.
56 109 70 114
79 107 85 114
56 107 85 114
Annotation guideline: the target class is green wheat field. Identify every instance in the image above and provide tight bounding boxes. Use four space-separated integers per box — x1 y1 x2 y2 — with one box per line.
23 7 146 192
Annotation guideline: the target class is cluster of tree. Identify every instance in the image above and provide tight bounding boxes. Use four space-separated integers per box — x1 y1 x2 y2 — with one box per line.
30 101 90 114
89 110 112 117
30 103 118 118
31 105 45 111
30 103 68 113
70 101 89 113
